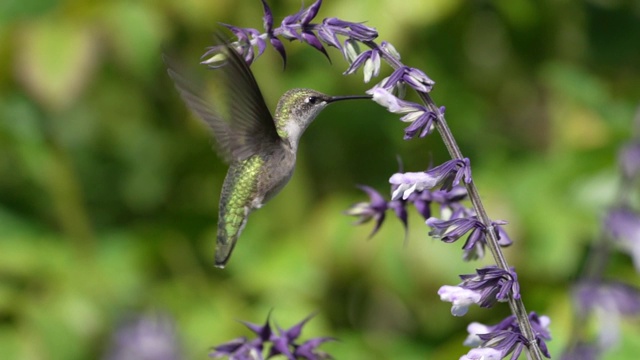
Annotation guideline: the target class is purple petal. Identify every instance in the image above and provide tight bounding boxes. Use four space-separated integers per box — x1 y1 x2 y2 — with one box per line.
382 67 407 90
282 3 304 25
294 337 336 359
412 199 432 219
301 31 331 62
380 41 401 60
300 0 323 25
324 18 378 41
240 316 272 342
389 199 408 234
367 87 423 114
403 67 435 92
316 25 341 49
261 0 273 33
282 313 315 341
438 285 482 316
460 347 503 360
343 50 371 75
268 335 295 358
369 210 386 238
270 37 287 68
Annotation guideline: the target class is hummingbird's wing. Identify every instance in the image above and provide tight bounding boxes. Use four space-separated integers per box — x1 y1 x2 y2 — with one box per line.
166 34 280 163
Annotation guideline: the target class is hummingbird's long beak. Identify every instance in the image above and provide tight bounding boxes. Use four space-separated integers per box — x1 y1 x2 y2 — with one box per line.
327 94 373 103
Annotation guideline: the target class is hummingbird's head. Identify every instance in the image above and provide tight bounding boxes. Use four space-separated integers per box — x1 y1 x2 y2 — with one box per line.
274 88 331 144
275 88 371 148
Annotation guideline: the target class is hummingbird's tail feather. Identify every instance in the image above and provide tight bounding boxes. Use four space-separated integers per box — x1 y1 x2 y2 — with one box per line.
214 234 237 269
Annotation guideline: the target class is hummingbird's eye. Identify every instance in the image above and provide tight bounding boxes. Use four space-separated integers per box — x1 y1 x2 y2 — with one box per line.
306 96 318 105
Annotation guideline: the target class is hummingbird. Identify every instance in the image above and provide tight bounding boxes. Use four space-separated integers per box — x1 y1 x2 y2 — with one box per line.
167 36 371 268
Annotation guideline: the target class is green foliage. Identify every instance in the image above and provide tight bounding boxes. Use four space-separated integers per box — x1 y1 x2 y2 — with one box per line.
1 0 639 359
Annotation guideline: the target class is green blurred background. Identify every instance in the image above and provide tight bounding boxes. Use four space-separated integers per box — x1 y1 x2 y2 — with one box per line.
1 0 640 358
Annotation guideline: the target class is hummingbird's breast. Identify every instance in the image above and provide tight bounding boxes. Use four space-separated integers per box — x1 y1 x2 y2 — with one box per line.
258 144 296 204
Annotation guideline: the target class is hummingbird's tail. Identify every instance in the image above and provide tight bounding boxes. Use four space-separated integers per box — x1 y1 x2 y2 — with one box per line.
214 209 248 268
214 234 236 269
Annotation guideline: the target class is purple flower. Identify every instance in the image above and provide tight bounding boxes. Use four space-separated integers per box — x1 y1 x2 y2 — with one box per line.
560 342 601 360
573 281 640 348
267 314 335 360
210 313 333 360
344 185 388 237
367 85 442 140
438 285 482 316
367 86 425 114
368 87 442 142
460 347 503 360
604 207 640 271
464 313 551 359
320 18 378 42
389 159 472 200
344 185 407 238
343 49 381 82
278 0 330 60
439 267 519 316
260 0 287 67
427 216 482 243
427 216 511 260
402 106 443 140
104 314 182 360
619 141 640 180
379 41 400 60
574 281 640 316
209 337 263 360
460 266 520 305
383 66 435 93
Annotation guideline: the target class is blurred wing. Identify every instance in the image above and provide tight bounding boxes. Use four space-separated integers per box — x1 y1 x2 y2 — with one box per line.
166 60 234 162
166 33 280 163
